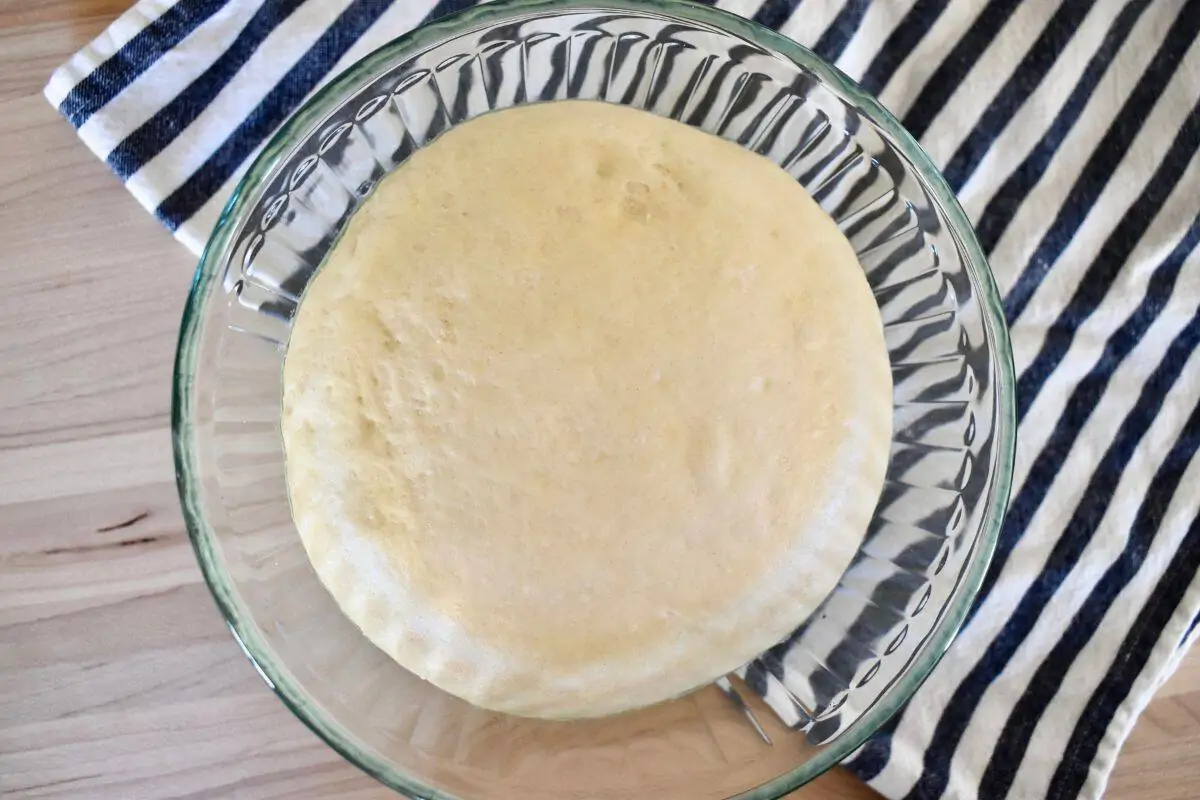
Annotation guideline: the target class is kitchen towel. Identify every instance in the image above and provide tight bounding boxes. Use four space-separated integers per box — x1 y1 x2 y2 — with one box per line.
46 0 1200 797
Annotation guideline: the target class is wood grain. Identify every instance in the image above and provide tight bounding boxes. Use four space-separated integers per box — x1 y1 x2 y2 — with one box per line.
0 3 1194 798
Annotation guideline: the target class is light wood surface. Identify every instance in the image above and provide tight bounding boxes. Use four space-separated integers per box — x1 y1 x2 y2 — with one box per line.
0 3 1196 798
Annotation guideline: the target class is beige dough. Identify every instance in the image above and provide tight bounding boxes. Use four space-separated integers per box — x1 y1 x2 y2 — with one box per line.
281 101 892 719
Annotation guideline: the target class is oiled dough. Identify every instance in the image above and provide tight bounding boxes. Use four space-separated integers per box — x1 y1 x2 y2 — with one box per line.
281 101 892 719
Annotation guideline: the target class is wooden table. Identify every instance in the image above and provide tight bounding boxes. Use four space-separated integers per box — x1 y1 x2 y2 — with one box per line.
1 3 1196 798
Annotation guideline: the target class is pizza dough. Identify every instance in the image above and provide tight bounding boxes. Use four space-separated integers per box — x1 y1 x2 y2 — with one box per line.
281 101 892 719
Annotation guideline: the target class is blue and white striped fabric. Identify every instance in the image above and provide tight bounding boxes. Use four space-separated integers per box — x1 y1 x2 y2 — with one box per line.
46 0 1200 797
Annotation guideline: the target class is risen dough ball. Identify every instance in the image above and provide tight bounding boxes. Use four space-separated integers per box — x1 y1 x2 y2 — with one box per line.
281 101 892 718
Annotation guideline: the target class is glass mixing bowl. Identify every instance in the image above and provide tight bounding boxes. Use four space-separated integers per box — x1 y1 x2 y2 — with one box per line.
172 1 1016 797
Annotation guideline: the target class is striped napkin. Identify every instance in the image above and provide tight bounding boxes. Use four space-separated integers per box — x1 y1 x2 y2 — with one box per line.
47 0 1200 797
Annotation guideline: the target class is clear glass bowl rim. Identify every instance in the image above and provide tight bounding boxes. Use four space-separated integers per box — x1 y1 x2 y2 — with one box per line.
172 1 1018 797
